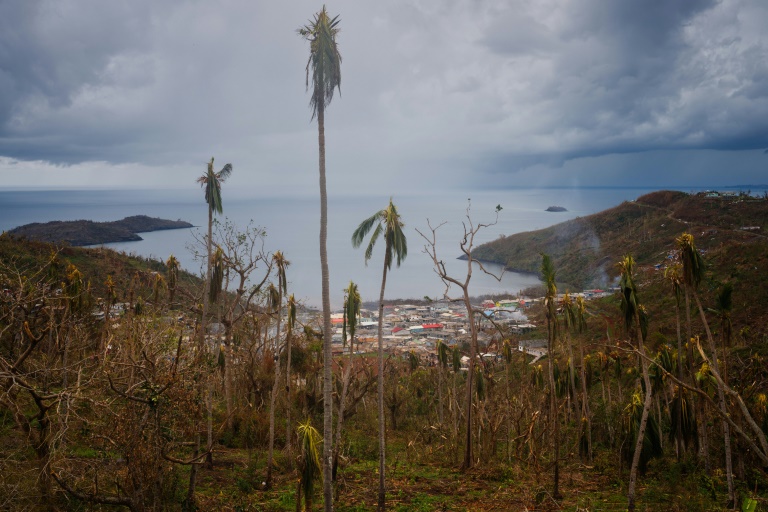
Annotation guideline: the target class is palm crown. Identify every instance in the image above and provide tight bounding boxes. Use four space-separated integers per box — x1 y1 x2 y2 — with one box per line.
298 6 342 120
676 233 703 289
196 157 233 215
352 199 408 270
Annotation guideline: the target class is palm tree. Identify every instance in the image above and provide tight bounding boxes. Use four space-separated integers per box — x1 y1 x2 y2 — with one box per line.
266 252 290 488
619 255 654 512
352 198 407 511
677 233 735 508
540 253 562 499
335 281 361 480
296 419 323 512
196 158 232 346
188 159 230 508
664 262 691 457
299 9 341 509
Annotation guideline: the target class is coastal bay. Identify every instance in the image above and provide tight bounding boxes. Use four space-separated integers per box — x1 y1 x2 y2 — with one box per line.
0 186 732 308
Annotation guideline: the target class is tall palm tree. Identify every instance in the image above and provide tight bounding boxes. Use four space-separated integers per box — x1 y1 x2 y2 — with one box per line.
196 158 232 346
540 253 561 499
299 9 341 509
188 158 230 508
266 252 290 488
619 255 654 512
677 233 735 508
352 199 407 511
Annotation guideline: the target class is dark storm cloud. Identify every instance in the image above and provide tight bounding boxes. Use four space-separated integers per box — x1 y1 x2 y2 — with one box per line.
0 0 766 190
470 0 768 184
0 2 154 126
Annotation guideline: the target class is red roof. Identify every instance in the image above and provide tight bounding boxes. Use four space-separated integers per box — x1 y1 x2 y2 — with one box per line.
422 323 443 329
392 326 404 333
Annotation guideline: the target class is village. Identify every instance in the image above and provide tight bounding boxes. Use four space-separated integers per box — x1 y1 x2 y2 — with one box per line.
326 290 613 368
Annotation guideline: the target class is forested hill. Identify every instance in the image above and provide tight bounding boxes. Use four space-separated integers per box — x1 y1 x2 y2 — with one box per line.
471 190 768 289
7 215 193 246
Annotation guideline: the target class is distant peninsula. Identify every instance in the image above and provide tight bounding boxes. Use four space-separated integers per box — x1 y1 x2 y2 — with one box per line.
470 190 768 289
7 215 194 246
545 206 568 212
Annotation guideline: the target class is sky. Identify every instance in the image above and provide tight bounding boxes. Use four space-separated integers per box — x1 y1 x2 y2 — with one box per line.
0 0 766 195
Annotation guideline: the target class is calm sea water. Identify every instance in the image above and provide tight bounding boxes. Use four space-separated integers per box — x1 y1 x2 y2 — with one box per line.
0 186 727 308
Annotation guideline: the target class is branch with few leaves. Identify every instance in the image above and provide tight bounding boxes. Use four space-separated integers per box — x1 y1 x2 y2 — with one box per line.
51 471 136 512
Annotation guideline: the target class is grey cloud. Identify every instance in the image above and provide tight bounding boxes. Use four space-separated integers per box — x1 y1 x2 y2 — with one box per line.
0 0 766 192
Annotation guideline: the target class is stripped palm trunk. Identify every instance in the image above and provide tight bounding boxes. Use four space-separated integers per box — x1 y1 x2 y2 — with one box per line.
627 313 653 511
621 255 653 512
578 336 592 461
674 295 685 457
546 313 561 499
267 284 284 489
376 259 389 510
316 96 334 512
285 295 296 464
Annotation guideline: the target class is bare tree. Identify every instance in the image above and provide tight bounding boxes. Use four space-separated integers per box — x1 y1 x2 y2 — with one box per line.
416 202 503 470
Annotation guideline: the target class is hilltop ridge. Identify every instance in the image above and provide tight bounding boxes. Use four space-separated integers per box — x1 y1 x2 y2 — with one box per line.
7 215 193 246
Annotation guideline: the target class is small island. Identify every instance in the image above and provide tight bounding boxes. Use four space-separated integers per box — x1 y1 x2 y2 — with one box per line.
546 205 568 212
8 215 194 246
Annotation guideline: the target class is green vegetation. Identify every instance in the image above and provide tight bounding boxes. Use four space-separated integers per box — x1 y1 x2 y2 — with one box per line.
3 219 768 511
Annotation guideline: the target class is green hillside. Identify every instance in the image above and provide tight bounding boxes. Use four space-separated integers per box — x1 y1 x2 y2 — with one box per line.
0 232 201 303
472 190 768 289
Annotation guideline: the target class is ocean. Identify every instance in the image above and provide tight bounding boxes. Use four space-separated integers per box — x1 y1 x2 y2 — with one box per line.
0 186 733 309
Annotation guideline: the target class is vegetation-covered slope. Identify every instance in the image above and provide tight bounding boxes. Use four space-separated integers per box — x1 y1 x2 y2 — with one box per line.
472 190 768 289
0 232 200 300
